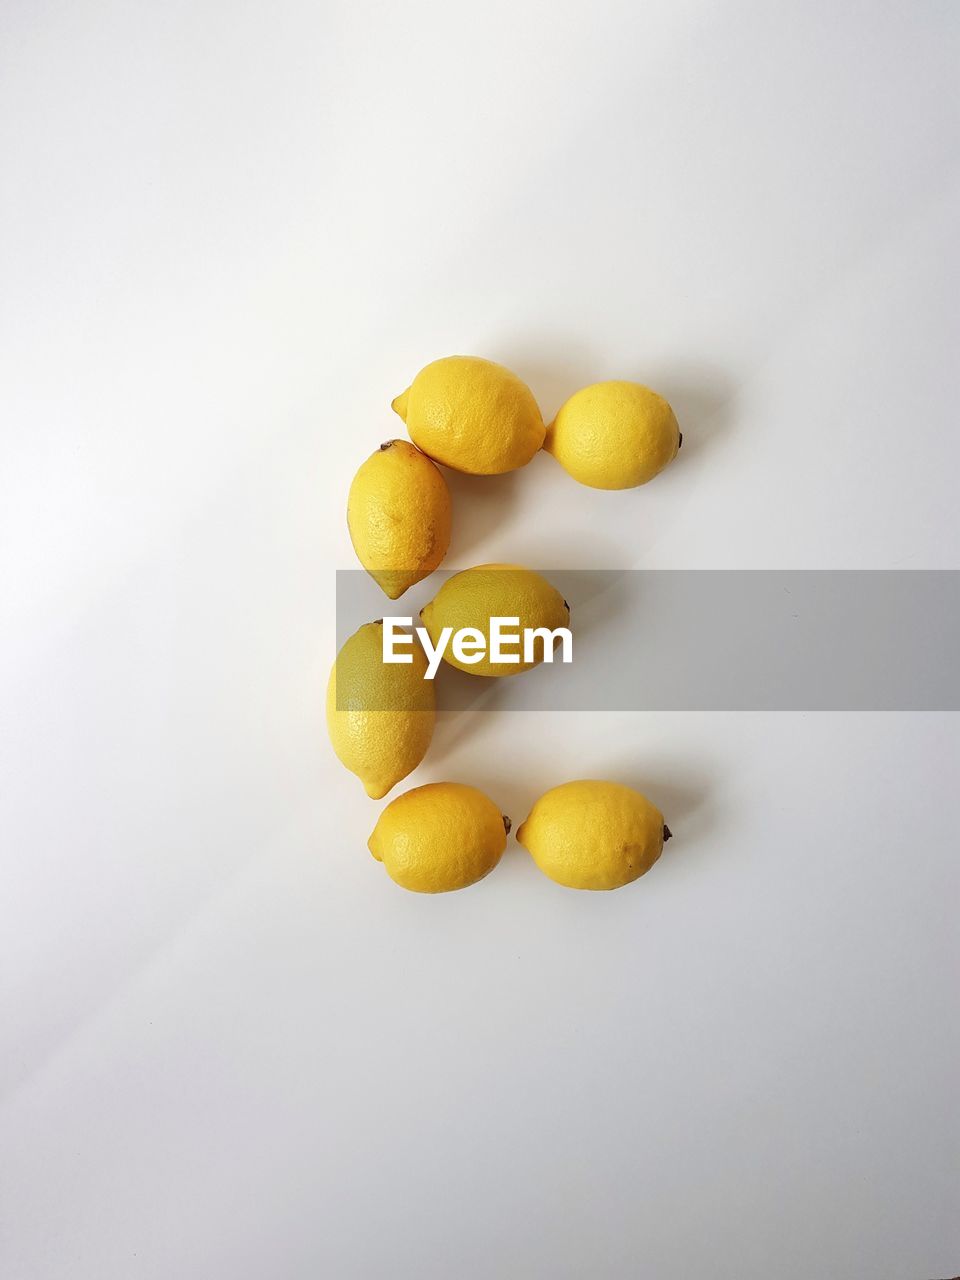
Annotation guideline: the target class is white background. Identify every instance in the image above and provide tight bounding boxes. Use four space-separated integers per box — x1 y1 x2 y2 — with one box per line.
2 2 959 1276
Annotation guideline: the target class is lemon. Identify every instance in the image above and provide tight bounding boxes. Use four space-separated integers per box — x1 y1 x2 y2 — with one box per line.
326 622 434 799
392 355 545 474
545 381 681 489
368 782 509 893
516 780 670 890
347 440 452 600
420 563 570 677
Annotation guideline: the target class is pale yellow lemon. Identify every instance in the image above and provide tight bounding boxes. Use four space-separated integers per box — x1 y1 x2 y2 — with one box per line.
368 782 509 893
420 563 570 677
326 622 434 799
516 780 670 890
545 381 681 489
347 440 452 600
392 355 544 475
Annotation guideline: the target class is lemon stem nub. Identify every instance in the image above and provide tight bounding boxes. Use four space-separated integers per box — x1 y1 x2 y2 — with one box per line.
380 440 396 451
503 815 512 835
677 433 683 449
663 824 673 842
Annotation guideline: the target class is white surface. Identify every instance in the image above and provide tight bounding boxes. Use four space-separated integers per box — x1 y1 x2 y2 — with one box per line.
2 2 959 1277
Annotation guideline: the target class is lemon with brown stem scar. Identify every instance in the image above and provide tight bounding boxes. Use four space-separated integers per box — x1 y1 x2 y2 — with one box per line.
545 381 681 489
347 439 451 600
517 780 670 890
369 782 510 892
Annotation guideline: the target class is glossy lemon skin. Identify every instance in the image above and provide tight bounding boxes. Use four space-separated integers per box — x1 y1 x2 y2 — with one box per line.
516 780 666 890
326 622 435 799
347 440 452 600
392 355 545 475
420 563 570 677
368 782 509 893
545 381 680 489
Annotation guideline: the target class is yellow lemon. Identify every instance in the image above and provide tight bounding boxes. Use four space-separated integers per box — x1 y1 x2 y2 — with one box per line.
368 782 509 893
392 355 545 474
545 381 681 489
420 563 570 677
516 780 670 890
347 440 452 600
326 622 434 799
